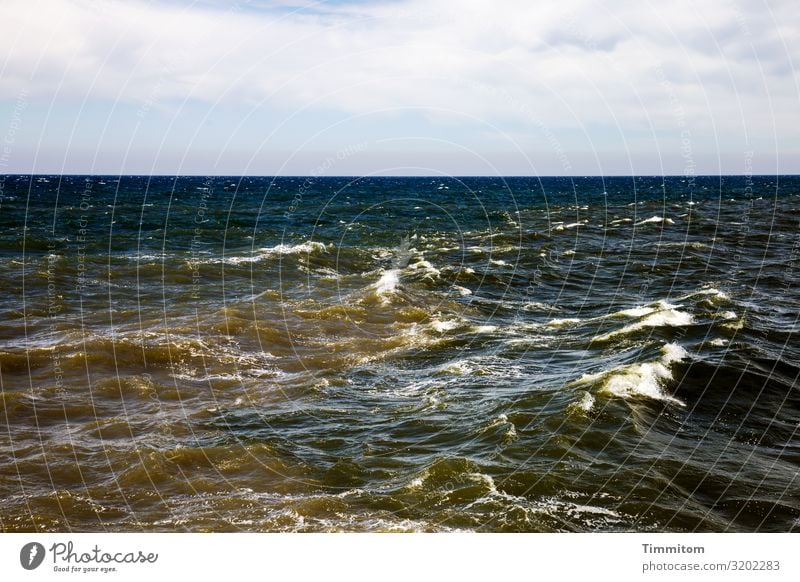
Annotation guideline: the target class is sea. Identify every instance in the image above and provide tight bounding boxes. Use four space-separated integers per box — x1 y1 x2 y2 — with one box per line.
0 174 798 532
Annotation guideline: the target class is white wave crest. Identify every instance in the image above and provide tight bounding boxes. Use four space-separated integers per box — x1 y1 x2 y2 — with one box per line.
429 318 461 333
636 215 675 225
372 269 400 302
224 241 328 264
405 258 440 280
612 305 658 318
592 303 693 342
678 287 730 302
260 241 328 256
568 391 596 414
574 343 688 405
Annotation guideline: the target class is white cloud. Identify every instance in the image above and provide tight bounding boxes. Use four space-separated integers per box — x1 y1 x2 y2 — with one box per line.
1 0 798 174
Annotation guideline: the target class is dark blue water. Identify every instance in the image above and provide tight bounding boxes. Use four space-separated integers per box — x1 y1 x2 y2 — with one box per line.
1 175 798 531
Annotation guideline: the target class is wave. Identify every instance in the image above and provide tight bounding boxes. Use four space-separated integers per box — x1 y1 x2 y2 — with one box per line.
547 318 581 327
677 287 730 302
355 243 448 305
223 241 328 265
534 299 692 333
371 269 401 303
406 257 441 280
592 303 694 342
636 215 675 226
568 391 596 415
573 343 688 405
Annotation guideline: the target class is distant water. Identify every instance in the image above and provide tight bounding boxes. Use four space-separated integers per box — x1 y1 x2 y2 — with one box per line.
0 175 798 532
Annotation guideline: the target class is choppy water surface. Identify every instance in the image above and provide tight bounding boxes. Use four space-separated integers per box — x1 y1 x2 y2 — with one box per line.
0 175 798 532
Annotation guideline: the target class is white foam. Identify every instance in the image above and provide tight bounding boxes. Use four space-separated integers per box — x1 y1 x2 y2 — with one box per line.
471 325 498 334
491 413 508 424
602 363 675 402
636 215 675 225
660 342 688 364
592 304 693 342
373 269 400 302
260 241 328 255
678 287 729 301
224 241 327 264
437 358 515 377
222 255 259 265
565 503 620 518
452 285 472 296
430 319 460 333
575 343 687 405
708 289 730 301
125 253 168 262
172 372 242 383
440 360 471 375
406 258 440 280
573 370 605 385
722 318 744 330
569 392 595 414
611 305 658 318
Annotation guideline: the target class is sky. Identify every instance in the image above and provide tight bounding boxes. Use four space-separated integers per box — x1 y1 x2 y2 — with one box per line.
0 0 798 176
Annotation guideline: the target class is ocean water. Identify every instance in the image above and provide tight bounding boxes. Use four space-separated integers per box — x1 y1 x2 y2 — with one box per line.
0 174 798 532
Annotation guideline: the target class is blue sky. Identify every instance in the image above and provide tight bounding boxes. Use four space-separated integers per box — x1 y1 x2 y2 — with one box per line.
0 0 798 175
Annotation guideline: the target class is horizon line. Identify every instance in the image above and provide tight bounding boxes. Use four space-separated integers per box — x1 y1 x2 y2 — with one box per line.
4 173 799 179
